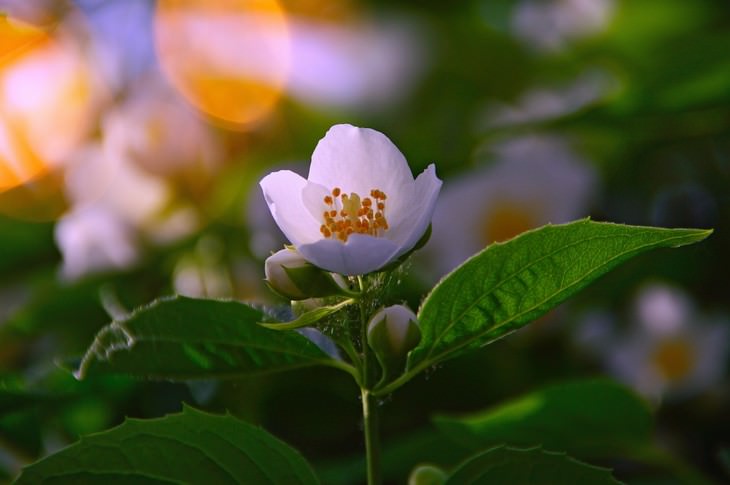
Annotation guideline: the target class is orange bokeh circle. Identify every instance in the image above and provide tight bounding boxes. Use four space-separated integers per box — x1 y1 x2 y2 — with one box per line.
0 16 101 220
155 0 290 129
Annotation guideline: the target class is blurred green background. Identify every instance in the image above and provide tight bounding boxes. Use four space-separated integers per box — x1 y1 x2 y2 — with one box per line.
0 0 728 483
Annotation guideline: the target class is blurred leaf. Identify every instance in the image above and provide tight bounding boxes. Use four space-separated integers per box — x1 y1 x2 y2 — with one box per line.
0 216 57 276
15 406 320 484
77 296 353 381
445 446 620 485
406 220 711 374
318 426 469 485
608 0 711 61
0 389 46 414
433 379 652 459
0 409 42 458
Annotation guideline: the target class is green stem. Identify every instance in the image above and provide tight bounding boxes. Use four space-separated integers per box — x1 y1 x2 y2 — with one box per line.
361 388 381 485
358 276 381 485
341 336 362 373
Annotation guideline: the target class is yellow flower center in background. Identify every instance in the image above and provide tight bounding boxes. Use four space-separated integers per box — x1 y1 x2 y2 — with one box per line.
320 187 389 242
482 200 538 244
652 338 695 382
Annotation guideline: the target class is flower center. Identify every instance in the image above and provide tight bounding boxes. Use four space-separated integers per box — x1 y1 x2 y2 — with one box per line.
482 200 538 244
319 187 389 242
652 338 695 382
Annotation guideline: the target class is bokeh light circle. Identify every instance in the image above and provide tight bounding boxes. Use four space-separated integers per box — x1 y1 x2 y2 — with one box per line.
155 0 291 129
0 15 103 221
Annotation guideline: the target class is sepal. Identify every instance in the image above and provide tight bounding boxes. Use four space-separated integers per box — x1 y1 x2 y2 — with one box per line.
265 248 352 300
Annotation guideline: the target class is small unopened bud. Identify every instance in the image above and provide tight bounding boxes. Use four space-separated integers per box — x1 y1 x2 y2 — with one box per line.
367 305 420 379
264 248 348 300
408 464 448 485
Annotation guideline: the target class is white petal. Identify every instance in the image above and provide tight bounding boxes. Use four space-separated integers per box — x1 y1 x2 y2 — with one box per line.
298 234 399 275
300 181 330 221
308 124 413 197
388 164 442 256
259 170 321 245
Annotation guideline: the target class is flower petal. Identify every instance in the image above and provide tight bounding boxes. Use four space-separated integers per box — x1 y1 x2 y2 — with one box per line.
387 164 442 256
298 233 399 275
308 124 414 198
259 170 321 245
300 180 330 221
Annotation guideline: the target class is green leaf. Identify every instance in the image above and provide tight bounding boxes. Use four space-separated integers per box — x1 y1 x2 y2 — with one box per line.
15 406 320 484
317 426 468 485
445 446 621 485
407 220 711 372
77 296 353 381
433 379 652 459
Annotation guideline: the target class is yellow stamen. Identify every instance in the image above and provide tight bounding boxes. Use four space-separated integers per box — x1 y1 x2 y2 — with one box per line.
321 187 389 242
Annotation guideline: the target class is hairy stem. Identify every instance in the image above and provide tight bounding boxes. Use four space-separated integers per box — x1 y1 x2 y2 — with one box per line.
358 276 381 485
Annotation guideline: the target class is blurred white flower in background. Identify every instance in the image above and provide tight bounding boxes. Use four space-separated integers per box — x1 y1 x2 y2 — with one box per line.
480 69 617 130
55 204 139 281
173 236 233 299
512 0 615 52
103 76 221 177
55 79 214 280
580 283 729 402
422 134 596 278
285 15 425 111
154 0 425 128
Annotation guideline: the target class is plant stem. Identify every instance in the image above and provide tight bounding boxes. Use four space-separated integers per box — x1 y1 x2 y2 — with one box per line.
361 387 381 485
357 276 381 485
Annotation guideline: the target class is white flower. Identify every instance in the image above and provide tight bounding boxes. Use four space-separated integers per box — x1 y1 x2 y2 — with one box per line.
102 76 221 177
480 69 616 130
285 16 425 111
583 283 729 402
247 162 307 260
512 0 615 52
55 204 138 281
260 124 441 275
56 139 200 280
422 135 595 278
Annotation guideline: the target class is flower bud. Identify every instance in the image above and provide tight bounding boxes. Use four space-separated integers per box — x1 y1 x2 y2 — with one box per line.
264 248 348 300
367 304 421 378
408 464 447 485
